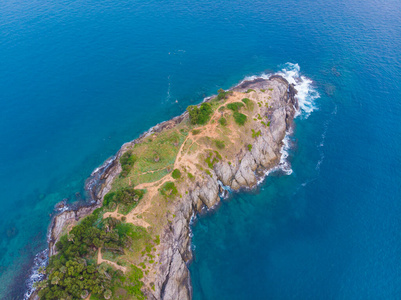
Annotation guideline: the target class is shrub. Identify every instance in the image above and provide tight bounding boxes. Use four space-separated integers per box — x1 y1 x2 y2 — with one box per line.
217 88 227 100
187 102 213 125
246 89 256 93
120 151 138 178
218 106 225 112
205 151 220 169
103 187 145 214
260 89 266 92
125 265 145 299
248 144 253 151
188 172 194 180
241 98 254 110
215 140 225 149
172 169 181 179
192 129 201 135
218 117 227 126
268 88 273 91
159 181 178 197
251 129 261 138
233 112 247 125
216 88 233 101
241 98 250 105
227 102 244 112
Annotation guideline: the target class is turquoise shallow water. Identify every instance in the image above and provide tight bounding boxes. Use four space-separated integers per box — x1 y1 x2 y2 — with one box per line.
0 0 400 298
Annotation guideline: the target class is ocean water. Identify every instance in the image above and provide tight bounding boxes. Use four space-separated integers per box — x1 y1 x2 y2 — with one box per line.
0 0 400 299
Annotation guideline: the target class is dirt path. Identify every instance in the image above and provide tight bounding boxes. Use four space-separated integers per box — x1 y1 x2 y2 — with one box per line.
97 247 127 273
107 92 247 230
135 93 243 191
103 206 151 228
138 166 169 176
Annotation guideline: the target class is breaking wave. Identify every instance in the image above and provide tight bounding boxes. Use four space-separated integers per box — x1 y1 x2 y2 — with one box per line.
246 63 320 179
277 63 320 118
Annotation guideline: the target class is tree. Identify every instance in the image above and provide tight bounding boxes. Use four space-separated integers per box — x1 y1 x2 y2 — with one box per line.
187 103 213 125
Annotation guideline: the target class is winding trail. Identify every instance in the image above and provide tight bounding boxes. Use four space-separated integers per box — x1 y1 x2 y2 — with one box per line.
103 206 151 228
97 247 127 273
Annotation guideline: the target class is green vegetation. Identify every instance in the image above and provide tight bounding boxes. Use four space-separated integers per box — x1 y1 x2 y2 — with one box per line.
112 129 186 188
241 98 254 110
227 102 244 112
216 88 231 101
120 151 138 178
187 102 213 125
218 117 227 126
187 172 194 180
241 98 250 105
192 129 201 135
260 89 266 92
104 188 145 215
251 129 261 138
121 265 145 300
171 169 181 179
233 112 247 125
268 88 273 91
214 140 225 149
246 89 256 93
159 181 178 197
248 144 253 151
218 106 225 112
36 208 146 300
205 151 222 169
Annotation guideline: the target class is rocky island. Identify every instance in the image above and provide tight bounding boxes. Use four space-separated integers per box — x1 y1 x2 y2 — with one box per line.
31 75 298 300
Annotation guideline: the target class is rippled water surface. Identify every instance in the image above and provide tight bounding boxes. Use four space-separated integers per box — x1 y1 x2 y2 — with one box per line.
0 0 400 298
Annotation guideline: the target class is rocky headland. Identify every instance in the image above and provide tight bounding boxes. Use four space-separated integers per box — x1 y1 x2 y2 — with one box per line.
30 75 298 300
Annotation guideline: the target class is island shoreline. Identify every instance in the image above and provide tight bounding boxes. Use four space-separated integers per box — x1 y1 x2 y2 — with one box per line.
26 74 299 300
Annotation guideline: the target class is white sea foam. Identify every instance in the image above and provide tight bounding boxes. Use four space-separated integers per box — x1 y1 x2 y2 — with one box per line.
256 132 294 185
23 249 48 300
277 63 320 118
248 63 320 180
242 63 319 119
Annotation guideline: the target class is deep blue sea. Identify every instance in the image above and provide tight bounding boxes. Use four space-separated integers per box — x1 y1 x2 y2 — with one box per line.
0 0 400 299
